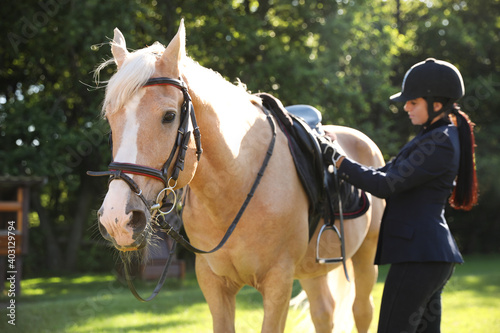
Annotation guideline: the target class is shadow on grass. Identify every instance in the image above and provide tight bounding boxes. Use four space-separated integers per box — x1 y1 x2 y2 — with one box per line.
1 271 207 333
1 269 305 332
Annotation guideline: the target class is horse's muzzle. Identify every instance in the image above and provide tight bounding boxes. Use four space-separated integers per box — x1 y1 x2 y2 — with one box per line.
97 207 149 251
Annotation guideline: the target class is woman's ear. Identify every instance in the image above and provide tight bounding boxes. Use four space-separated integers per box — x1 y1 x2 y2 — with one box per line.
433 101 443 112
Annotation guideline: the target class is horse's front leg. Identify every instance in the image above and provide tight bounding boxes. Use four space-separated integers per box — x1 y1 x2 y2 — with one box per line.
259 264 295 333
195 255 241 333
351 215 380 333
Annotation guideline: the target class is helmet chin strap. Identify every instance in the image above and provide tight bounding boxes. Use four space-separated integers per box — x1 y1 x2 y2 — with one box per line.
423 96 437 128
424 96 453 128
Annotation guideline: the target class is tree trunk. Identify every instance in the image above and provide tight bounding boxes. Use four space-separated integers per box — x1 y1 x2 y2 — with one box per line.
65 177 94 271
31 190 63 270
396 0 402 34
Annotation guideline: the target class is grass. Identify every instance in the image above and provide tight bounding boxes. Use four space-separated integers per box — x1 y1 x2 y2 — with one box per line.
372 255 500 332
1 254 499 332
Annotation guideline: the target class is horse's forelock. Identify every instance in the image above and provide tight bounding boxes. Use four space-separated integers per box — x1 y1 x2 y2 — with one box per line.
97 42 166 116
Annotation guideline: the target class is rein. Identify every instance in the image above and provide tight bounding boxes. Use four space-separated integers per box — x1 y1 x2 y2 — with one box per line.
88 77 277 301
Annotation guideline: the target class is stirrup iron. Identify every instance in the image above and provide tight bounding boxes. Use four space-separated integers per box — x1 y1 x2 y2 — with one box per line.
316 223 343 264
316 222 350 281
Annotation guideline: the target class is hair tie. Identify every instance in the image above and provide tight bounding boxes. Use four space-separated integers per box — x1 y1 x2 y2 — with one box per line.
451 103 461 115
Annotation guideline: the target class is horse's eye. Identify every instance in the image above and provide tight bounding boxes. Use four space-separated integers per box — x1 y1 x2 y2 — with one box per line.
162 111 176 124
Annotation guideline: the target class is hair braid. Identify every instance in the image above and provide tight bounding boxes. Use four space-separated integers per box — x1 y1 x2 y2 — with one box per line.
448 104 479 210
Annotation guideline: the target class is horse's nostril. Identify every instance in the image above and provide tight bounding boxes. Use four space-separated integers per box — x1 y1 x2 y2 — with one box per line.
96 208 111 240
98 221 112 241
128 210 147 234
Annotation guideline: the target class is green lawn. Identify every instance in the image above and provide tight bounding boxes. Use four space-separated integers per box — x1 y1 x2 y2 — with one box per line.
1 254 499 332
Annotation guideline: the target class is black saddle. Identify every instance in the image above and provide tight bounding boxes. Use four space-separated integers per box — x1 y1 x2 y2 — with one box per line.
257 93 370 240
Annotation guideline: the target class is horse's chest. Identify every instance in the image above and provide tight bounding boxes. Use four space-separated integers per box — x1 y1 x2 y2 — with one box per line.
204 250 262 284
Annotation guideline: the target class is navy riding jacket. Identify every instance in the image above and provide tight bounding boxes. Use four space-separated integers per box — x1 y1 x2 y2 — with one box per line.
338 119 464 265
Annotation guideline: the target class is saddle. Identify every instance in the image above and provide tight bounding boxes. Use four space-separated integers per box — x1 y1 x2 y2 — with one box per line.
256 93 370 240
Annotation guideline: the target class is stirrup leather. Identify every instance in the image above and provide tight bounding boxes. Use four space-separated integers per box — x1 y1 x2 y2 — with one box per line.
315 163 350 281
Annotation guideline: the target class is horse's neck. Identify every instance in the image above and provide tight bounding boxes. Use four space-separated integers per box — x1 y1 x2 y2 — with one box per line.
185 77 267 223
189 94 261 184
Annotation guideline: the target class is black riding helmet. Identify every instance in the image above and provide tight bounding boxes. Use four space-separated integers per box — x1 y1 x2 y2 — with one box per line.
390 58 465 127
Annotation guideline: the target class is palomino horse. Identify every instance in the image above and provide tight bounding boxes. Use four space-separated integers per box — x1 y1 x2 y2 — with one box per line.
93 20 384 333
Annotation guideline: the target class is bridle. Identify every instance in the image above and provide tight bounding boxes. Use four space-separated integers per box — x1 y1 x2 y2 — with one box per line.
88 77 202 218
88 76 277 302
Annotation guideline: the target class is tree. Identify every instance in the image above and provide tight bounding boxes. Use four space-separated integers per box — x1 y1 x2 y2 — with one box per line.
1 0 498 275
0 0 174 272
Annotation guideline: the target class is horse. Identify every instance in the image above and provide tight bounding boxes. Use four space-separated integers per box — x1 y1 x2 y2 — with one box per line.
92 20 385 333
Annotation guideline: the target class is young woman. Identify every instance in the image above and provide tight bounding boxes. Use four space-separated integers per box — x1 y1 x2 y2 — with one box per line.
329 58 478 332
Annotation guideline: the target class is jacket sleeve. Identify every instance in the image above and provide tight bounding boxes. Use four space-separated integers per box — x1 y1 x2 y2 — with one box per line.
338 133 455 199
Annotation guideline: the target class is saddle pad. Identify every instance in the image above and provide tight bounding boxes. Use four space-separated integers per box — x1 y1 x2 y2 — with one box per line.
327 176 370 219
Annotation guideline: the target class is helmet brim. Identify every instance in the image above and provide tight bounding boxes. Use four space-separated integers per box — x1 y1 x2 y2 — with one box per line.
389 92 409 102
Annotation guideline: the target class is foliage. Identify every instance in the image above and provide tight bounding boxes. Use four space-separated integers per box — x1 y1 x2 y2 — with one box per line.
1 0 172 271
0 0 499 274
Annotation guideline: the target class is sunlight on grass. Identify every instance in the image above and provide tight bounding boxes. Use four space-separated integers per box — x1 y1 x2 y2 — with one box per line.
1 255 499 333
22 276 63 286
22 287 45 296
368 257 500 333
69 312 172 332
67 303 215 333
235 306 264 333
444 288 500 332
70 275 116 284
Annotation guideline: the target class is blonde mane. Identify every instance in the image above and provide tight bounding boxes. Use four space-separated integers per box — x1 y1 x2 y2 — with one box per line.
181 57 261 109
95 40 261 117
95 42 166 115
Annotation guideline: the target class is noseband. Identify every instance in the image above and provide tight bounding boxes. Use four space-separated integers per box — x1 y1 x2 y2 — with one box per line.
88 77 202 216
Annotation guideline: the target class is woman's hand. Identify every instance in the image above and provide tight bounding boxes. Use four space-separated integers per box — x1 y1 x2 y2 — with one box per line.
321 137 346 168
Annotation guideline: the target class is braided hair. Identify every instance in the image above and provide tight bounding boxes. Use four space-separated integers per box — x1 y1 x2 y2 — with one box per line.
447 104 478 210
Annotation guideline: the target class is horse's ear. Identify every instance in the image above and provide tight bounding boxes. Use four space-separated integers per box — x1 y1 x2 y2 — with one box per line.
111 28 128 69
162 19 186 67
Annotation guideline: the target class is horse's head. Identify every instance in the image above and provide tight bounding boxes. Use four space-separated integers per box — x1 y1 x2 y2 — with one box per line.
94 20 200 251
